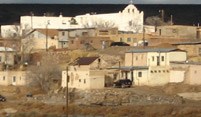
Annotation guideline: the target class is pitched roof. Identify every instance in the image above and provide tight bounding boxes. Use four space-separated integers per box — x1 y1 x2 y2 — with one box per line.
72 57 99 65
36 29 58 38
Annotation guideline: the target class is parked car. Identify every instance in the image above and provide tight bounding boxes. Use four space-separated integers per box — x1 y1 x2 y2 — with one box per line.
113 79 132 88
110 42 130 46
0 95 6 102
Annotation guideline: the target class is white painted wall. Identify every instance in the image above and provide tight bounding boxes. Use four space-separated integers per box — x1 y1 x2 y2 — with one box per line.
169 51 187 62
147 52 169 66
148 66 170 86
75 4 143 33
20 15 74 29
133 70 149 86
2 4 144 38
170 70 185 83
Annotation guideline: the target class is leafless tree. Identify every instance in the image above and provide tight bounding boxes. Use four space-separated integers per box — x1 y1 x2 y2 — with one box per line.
5 25 35 65
27 53 62 93
84 19 116 28
145 16 171 26
69 17 78 25
128 20 143 33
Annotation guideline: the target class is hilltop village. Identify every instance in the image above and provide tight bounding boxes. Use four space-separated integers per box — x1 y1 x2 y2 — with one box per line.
1 2 201 117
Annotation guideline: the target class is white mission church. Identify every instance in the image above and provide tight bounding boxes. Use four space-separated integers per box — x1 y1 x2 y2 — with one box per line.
75 2 144 33
1 1 144 38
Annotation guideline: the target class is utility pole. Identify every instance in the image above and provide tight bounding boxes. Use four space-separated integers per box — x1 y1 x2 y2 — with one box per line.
118 61 121 80
159 9 165 22
30 11 34 29
66 66 69 117
46 20 50 52
170 15 173 25
142 26 145 48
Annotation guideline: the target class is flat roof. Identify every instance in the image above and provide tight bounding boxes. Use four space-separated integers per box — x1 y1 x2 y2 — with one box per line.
172 41 201 45
108 66 148 71
127 47 183 53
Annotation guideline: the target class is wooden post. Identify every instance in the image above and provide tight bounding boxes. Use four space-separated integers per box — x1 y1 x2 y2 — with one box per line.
66 66 68 117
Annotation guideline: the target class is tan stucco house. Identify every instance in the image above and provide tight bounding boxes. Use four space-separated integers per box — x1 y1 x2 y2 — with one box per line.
0 71 28 86
24 29 59 52
61 57 107 89
113 47 187 86
170 62 201 85
172 41 201 57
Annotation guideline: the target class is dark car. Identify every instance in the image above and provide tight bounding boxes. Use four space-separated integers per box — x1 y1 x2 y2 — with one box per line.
0 95 6 102
113 79 132 88
110 42 130 46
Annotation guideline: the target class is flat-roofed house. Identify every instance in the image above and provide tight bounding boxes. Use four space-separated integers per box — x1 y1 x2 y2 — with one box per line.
170 62 201 85
61 57 108 89
0 71 28 86
117 47 187 86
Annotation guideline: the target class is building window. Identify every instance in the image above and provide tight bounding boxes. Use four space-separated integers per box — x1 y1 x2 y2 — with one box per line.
151 71 154 73
62 32 65 36
71 40 74 44
136 56 138 61
13 76 16 82
138 72 142 77
90 40 93 43
161 56 165 61
20 77 21 80
79 79 81 82
127 38 131 42
128 9 130 13
80 40 85 44
132 9 134 13
84 79 86 84
159 29 162 35
158 70 161 73
82 32 88 36
0 56 1 62
152 56 154 61
3 76 5 81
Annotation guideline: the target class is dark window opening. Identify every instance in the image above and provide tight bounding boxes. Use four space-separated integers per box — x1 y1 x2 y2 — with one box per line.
138 72 142 77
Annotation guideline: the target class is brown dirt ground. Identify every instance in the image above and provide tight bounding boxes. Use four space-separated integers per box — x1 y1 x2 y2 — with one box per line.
1 84 201 117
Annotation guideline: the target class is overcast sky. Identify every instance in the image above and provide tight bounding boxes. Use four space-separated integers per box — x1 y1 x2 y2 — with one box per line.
0 0 201 4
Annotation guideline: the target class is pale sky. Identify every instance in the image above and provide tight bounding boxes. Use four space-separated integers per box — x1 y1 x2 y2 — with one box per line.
0 0 201 4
